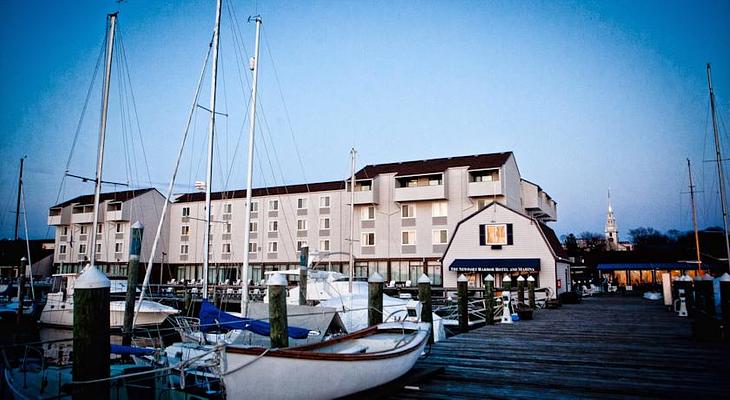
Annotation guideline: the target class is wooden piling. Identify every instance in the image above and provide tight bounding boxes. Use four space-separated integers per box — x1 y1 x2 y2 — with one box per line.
720 273 730 322
484 274 495 325
418 273 433 343
527 275 536 309
299 246 308 306
457 274 468 333
701 274 715 316
122 221 143 346
267 272 288 348
368 272 384 327
517 275 525 305
16 257 26 324
502 274 512 293
72 266 110 400
693 275 706 315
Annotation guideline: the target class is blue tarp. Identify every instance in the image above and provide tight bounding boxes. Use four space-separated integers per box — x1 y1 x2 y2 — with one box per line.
198 299 310 339
110 344 156 356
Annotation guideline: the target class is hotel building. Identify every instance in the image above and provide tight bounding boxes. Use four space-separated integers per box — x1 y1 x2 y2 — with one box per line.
48 152 569 293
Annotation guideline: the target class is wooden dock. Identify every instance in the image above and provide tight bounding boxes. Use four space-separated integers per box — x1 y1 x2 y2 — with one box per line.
388 296 730 399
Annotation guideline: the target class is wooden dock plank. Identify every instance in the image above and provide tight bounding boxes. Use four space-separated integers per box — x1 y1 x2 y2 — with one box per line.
386 296 730 399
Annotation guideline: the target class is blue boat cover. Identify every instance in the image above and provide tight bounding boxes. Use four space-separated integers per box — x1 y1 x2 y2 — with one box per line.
199 299 310 339
110 344 156 356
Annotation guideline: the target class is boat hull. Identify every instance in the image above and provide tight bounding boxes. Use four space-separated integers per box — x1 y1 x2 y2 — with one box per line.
222 322 429 400
40 299 177 328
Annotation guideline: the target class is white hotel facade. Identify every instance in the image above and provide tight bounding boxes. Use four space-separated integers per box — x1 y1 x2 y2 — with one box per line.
48 152 569 293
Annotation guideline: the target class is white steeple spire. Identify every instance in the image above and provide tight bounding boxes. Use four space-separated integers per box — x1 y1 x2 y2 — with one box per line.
605 188 618 250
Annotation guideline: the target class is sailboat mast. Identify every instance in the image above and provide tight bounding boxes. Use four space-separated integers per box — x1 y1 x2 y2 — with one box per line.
89 12 117 271
241 15 262 314
707 63 730 273
202 0 222 299
349 148 356 293
14 157 25 241
687 158 702 272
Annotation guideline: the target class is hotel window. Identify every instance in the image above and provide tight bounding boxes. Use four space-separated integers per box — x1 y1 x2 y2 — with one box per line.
319 239 330 251
319 195 330 208
470 169 499 182
250 201 259 212
80 225 88 235
320 216 330 229
250 221 258 232
356 180 372 191
62 226 69 236
269 199 279 211
268 241 278 253
224 203 232 214
269 220 279 232
181 225 190 235
401 204 415 218
222 243 231 254
97 224 103 234
401 230 416 245
480 224 513 245
428 176 442 186
59 244 67 254
432 201 447 217
116 223 124 233
297 219 308 231
180 244 189 254
115 242 123 253
182 207 190 217
224 223 232 234
297 198 308 209
96 243 102 253
433 229 448 244
79 244 87 254
248 241 257 253
361 232 375 246
297 240 308 251
361 206 375 221
476 199 489 210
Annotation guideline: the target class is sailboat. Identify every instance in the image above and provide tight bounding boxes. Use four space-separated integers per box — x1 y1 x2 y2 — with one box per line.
38 12 177 329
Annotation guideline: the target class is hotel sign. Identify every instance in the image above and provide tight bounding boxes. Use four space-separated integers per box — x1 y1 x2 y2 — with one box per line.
449 258 541 273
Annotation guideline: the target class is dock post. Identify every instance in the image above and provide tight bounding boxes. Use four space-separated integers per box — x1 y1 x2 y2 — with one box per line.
702 273 715 316
693 275 705 315
457 274 469 333
368 272 384 327
123 221 143 346
676 275 694 316
484 274 495 325
267 272 288 348
502 275 512 295
183 286 192 314
16 257 26 324
299 247 308 305
418 274 433 343
517 275 525 304
527 275 536 309
73 265 110 400
720 273 730 322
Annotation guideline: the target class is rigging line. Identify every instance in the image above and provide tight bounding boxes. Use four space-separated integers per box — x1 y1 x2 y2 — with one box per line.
20 185 35 300
114 46 133 189
262 28 310 189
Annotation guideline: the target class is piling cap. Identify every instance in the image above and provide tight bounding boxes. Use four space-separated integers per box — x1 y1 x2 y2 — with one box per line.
719 273 730 282
484 274 494 282
527 276 535 282
75 264 111 289
517 276 525 282
457 274 468 283
131 221 144 230
502 275 511 282
417 273 431 284
679 275 692 282
693 274 703 281
368 272 384 283
20 256 27 263
703 273 714 281
266 272 287 286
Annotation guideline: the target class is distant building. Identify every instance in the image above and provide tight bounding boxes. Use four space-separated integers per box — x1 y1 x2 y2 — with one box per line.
0 239 54 279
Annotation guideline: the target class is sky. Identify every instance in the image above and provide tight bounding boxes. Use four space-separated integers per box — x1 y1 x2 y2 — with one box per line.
1 0 729 241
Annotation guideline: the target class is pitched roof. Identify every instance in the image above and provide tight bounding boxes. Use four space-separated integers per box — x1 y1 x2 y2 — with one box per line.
536 222 569 259
52 188 157 208
174 181 346 203
354 152 512 179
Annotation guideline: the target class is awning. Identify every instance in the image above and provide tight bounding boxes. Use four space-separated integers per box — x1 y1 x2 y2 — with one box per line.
449 258 540 272
597 262 700 271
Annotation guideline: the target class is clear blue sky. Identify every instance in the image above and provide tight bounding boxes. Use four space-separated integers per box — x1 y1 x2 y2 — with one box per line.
1 0 729 240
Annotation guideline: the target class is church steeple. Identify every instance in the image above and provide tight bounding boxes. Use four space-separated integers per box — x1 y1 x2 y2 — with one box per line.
605 188 618 250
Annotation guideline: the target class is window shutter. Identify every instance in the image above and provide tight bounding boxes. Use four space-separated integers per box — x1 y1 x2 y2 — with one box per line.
479 224 486 246
507 224 514 245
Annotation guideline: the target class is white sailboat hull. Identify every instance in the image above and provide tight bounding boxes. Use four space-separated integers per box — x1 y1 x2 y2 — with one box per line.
222 322 430 400
40 298 177 328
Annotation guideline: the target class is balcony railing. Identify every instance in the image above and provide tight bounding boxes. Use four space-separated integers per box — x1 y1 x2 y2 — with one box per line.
467 180 502 197
394 184 446 202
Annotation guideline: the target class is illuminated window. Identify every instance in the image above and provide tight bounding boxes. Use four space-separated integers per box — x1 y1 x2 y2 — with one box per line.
485 224 507 245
